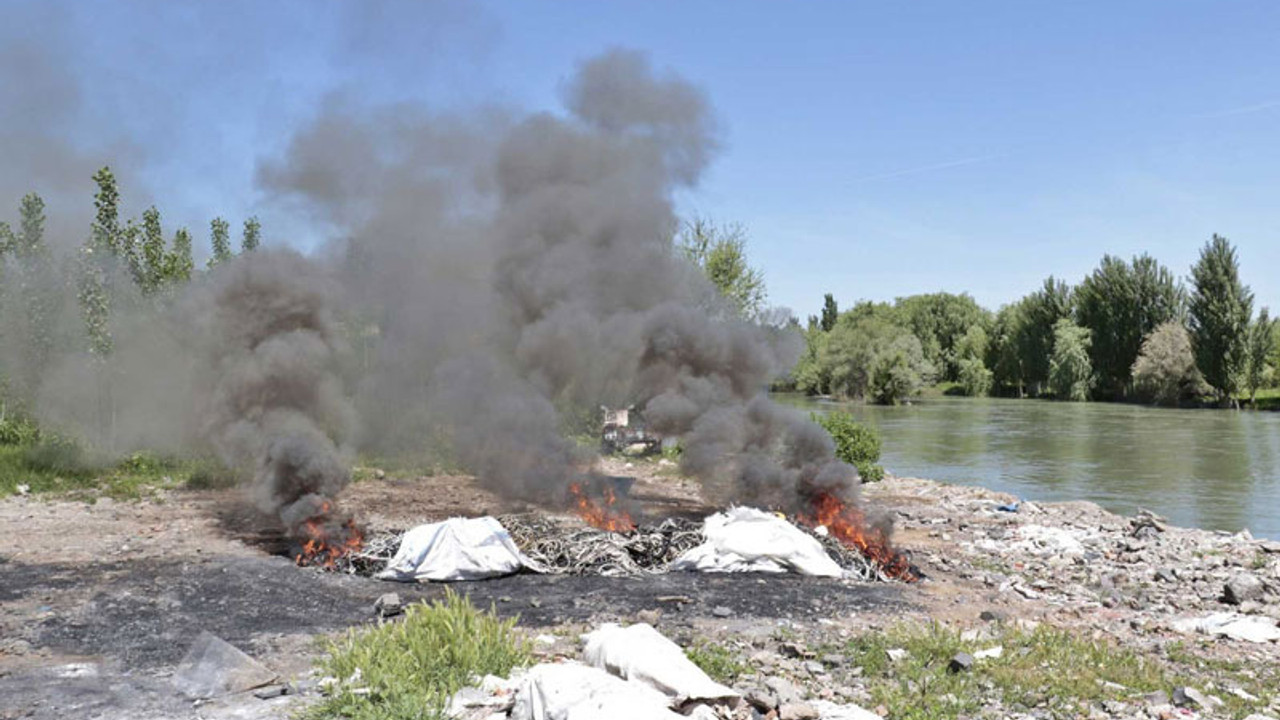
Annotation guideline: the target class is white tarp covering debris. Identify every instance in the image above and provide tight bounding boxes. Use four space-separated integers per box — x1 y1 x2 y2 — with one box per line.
1171 612 1280 643
508 663 684 720
670 507 843 577
377 516 538 582
581 623 738 706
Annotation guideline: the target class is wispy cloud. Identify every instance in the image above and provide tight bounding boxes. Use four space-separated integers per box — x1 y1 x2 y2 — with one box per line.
1194 99 1280 119
849 154 1000 183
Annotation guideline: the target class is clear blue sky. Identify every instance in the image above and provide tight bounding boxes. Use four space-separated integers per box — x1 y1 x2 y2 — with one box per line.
7 1 1280 319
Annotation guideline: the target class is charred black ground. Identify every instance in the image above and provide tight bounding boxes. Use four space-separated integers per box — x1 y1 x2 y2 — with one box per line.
2 554 906 670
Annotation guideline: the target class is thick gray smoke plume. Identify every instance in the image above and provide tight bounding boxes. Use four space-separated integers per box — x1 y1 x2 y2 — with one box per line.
3 48 862 529
180 251 357 532
260 49 860 512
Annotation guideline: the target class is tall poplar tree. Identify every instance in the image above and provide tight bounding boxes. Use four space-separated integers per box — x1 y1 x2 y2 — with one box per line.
209 217 232 267
1188 235 1252 406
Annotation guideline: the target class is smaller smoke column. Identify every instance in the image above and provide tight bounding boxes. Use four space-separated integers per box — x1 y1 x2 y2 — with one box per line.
184 250 357 542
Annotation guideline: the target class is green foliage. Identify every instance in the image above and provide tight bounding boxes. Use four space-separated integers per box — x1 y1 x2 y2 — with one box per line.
686 642 748 684
1018 277 1073 394
814 411 884 482
845 623 1177 720
1244 307 1275 402
140 206 167 293
792 324 832 395
1048 319 1093 401
308 590 530 720
956 356 993 397
678 218 767 318
17 193 46 258
894 292 992 382
76 243 113 357
208 217 232 268
1076 255 1183 398
1188 235 1253 405
820 293 838 332
1132 321 1203 406
241 216 261 252
987 300 1028 396
91 167 122 255
166 228 194 283
0 414 39 445
822 307 935 405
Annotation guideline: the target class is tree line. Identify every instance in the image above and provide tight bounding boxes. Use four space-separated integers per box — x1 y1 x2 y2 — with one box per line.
0 167 262 425
784 237 1271 408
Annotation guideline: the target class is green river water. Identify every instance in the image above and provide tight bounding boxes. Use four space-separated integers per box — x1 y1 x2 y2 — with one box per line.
778 394 1280 540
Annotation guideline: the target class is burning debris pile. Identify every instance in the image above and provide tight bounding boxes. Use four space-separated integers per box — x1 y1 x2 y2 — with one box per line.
316 502 915 583
501 514 703 576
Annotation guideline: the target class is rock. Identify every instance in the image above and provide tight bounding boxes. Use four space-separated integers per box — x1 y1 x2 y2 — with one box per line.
979 609 1005 623
635 609 661 626
1224 573 1265 605
973 646 1003 660
802 660 825 675
947 652 974 673
820 653 844 668
712 606 734 618
1172 686 1213 709
1242 715 1280 720
1144 690 1170 706
252 685 288 699
778 702 819 720
374 592 402 618
765 677 803 707
744 687 779 711
1155 568 1178 583
809 700 884 720
885 648 907 663
15 484 29 496
373 468 386 479
172 632 277 699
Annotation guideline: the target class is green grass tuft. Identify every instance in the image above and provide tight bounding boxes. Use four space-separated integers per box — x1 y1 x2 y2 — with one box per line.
307 590 530 720
845 623 1180 720
686 641 748 684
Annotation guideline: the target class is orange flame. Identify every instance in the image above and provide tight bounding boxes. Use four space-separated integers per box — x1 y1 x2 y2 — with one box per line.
568 481 636 532
293 500 365 569
800 491 918 582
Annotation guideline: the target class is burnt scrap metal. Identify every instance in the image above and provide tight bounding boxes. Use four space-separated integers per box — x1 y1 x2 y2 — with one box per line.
601 406 663 454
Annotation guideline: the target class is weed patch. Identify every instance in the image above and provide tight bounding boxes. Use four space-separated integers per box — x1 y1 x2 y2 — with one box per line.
307 590 530 720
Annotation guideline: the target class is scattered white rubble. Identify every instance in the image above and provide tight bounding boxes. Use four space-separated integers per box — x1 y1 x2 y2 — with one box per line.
1171 612 1280 643
377 516 539 582
670 507 843 577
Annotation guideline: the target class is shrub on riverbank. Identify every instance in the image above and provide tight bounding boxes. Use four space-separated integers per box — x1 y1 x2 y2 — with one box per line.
814 411 884 482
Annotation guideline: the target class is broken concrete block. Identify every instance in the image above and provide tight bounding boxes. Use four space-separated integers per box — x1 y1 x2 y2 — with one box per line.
172 631 277 699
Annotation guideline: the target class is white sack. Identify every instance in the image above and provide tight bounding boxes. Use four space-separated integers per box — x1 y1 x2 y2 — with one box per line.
509 662 683 720
581 623 738 706
670 506 843 577
377 516 536 582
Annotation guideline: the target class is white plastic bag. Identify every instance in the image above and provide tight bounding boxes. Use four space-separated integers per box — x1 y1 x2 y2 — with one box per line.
509 663 683 720
377 516 536 582
581 623 738 706
671 506 843 577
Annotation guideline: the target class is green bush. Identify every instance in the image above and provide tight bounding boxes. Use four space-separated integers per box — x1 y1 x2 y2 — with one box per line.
0 414 40 446
22 436 98 476
308 590 530 720
814 411 885 482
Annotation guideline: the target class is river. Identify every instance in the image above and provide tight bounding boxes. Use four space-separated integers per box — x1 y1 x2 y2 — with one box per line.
779 394 1280 540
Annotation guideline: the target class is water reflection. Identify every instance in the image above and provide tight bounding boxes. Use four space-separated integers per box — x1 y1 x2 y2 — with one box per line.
778 394 1280 539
